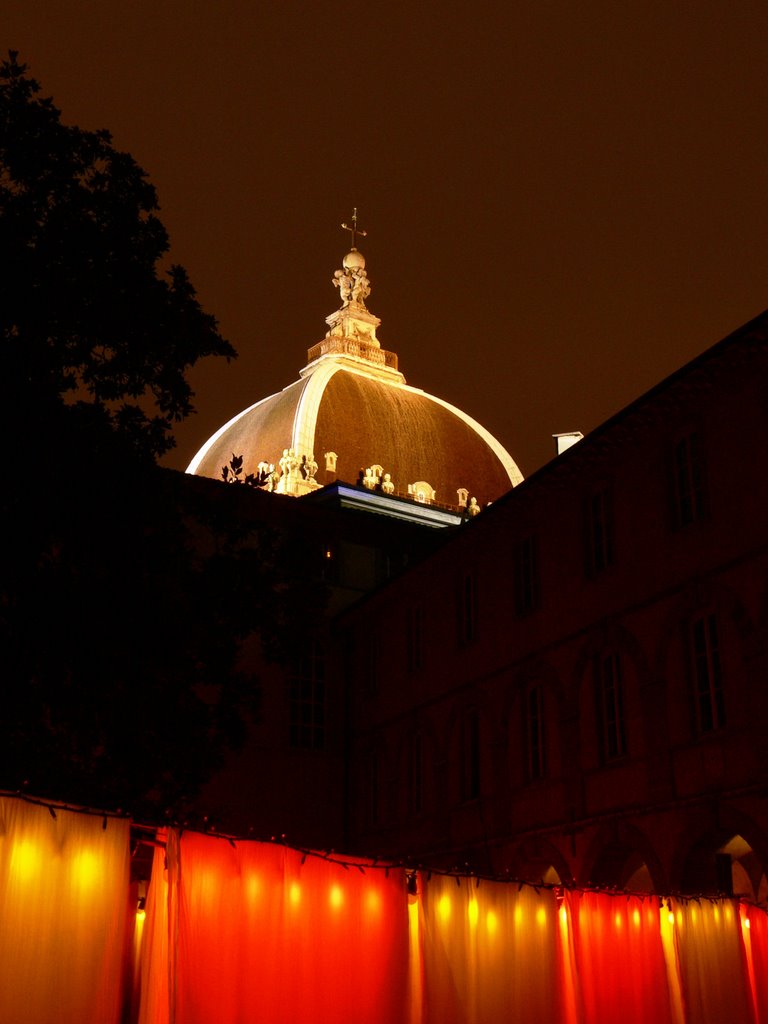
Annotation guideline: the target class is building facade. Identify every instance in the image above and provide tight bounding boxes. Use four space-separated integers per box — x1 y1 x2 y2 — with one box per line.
338 312 768 900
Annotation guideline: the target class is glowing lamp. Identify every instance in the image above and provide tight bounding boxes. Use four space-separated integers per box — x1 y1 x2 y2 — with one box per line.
467 899 479 928
438 894 451 922
10 840 42 882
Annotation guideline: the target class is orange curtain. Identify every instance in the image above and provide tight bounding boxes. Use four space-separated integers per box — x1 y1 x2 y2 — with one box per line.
670 898 754 1024
0 795 130 1024
565 891 674 1024
139 830 411 1024
420 875 565 1023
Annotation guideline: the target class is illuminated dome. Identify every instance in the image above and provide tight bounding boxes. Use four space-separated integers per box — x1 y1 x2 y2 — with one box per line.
187 225 522 510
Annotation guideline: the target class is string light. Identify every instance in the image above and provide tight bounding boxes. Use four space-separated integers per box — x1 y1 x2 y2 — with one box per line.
3 790 767 915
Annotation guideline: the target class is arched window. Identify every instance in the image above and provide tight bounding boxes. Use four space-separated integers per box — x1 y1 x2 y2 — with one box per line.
460 708 480 801
288 638 325 749
407 732 424 817
525 685 546 781
688 612 725 732
594 651 626 761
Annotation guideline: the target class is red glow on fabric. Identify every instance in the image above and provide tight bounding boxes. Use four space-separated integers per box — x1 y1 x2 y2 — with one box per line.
743 904 768 1021
151 833 411 1024
566 891 674 1024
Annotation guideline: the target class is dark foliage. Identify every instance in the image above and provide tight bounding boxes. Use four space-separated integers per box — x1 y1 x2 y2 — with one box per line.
0 55 325 817
0 51 235 462
1 436 327 817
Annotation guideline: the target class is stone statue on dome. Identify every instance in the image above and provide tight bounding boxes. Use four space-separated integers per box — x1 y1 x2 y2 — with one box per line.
332 261 370 310
302 453 318 480
331 209 372 311
333 268 355 305
351 269 370 306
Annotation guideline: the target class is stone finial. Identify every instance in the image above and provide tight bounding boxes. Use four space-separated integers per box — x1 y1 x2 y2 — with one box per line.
409 481 436 504
333 257 371 311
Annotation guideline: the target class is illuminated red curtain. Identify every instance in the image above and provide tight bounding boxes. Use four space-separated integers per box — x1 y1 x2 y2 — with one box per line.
670 898 754 1023
565 891 674 1024
139 830 410 1024
420 876 565 1023
742 904 768 1022
0 795 130 1024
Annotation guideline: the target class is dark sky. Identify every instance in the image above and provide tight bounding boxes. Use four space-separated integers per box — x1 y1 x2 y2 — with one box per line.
6 1 768 477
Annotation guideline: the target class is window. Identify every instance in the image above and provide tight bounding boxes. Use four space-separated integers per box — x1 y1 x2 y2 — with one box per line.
363 629 379 695
586 487 614 575
461 708 481 801
407 732 424 817
595 652 626 761
673 432 707 527
525 685 546 781
690 613 725 732
406 604 424 672
288 639 325 749
457 573 477 645
365 751 380 827
514 535 539 615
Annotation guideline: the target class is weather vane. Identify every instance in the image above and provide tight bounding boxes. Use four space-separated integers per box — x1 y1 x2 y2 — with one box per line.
341 208 367 250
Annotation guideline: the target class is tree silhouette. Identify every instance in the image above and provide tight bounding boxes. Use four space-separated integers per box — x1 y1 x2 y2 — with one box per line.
0 51 234 462
0 54 324 819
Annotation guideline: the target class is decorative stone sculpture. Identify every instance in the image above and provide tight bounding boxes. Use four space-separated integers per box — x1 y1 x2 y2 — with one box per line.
333 262 370 310
382 473 395 495
468 496 480 516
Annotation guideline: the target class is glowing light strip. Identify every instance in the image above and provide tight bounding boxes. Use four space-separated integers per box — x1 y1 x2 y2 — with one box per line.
291 363 342 457
185 390 284 474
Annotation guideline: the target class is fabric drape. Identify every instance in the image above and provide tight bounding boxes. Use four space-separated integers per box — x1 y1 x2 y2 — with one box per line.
139 830 411 1024
670 897 754 1024
0 796 130 1024
565 891 674 1024
420 875 565 1023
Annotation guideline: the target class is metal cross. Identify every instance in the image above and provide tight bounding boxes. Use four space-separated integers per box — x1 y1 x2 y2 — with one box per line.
341 208 367 250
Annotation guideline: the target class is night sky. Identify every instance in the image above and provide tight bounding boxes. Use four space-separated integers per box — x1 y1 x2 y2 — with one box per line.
6 1 768 477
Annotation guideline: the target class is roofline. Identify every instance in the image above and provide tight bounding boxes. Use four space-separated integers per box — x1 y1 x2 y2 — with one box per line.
484 307 768 514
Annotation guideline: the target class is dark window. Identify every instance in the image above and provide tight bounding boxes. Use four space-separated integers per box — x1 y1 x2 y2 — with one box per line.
363 630 379 695
690 614 725 732
514 535 539 615
525 685 546 781
595 652 626 761
407 604 424 672
366 751 380 827
673 432 707 527
457 573 477 645
407 732 424 816
288 639 325 749
586 487 614 575
461 708 481 801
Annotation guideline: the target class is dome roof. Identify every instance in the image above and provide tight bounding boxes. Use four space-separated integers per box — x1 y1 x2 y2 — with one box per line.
187 232 522 510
